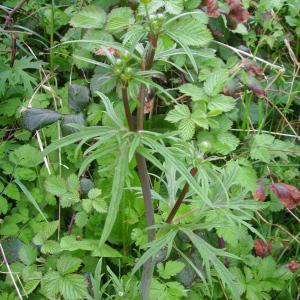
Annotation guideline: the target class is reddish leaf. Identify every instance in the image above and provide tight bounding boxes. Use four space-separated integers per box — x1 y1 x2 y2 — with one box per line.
203 0 220 18
252 182 266 201
225 0 249 24
144 100 154 114
254 239 272 257
270 183 300 210
239 74 265 98
242 59 264 76
95 47 120 57
287 261 300 272
224 78 241 97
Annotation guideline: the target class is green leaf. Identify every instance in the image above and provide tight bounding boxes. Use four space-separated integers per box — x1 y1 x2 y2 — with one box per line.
18 244 37 266
236 166 257 192
9 144 42 168
41 240 62 254
179 118 195 140
179 84 207 101
250 134 274 163
208 95 236 112
67 174 80 192
60 236 96 251
0 196 8 214
91 244 122 257
88 188 102 199
3 183 20 201
57 255 82 275
165 104 190 123
21 108 61 132
93 198 108 213
68 84 90 113
99 142 129 245
75 211 88 228
165 15 212 47
106 7 135 33
33 221 59 246
204 71 228 96
45 176 67 197
70 5 106 29
157 260 185 279
60 274 88 300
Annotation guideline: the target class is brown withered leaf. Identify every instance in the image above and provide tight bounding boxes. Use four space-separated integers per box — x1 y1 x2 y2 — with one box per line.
238 74 265 98
225 0 250 24
144 99 154 114
254 239 272 257
287 261 300 272
95 47 120 57
242 59 264 76
224 78 241 97
203 0 220 18
270 183 300 209
252 182 266 201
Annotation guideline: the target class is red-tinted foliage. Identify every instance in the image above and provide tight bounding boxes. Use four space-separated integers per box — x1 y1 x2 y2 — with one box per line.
270 183 300 209
252 182 266 201
254 239 272 257
203 0 220 18
287 261 300 272
225 0 250 24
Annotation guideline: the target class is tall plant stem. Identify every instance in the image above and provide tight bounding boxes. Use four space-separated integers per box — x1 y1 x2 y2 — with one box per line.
121 83 134 131
165 167 198 224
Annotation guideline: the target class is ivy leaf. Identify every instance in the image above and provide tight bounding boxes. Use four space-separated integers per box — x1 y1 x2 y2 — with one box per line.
57 255 82 275
21 108 61 132
70 5 106 29
157 260 185 279
165 16 212 47
68 84 90 113
18 244 37 266
45 176 68 197
106 7 135 33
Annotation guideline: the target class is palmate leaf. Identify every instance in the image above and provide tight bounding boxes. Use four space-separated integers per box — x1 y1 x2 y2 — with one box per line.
99 141 129 245
70 5 106 28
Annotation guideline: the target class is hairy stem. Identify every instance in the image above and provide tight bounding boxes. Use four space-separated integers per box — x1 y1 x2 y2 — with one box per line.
165 167 198 224
121 83 134 131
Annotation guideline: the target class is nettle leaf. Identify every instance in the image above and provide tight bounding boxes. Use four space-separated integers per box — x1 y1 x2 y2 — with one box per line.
208 95 236 112
68 84 90 113
57 255 82 275
62 113 86 135
70 5 106 29
21 108 61 132
157 260 185 279
106 7 135 33
45 176 68 197
33 221 59 246
179 84 207 101
165 104 190 123
165 15 212 47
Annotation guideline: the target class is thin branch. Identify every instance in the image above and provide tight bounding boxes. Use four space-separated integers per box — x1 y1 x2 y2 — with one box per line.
3 0 29 28
121 84 134 131
165 167 198 224
0 243 23 300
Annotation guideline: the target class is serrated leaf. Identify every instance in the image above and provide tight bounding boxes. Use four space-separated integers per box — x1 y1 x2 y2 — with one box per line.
81 29 113 51
208 95 236 112
250 134 274 163
60 274 88 300
57 255 82 275
204 71 228 96
165 104 190 123
75 211 88 228
179 118 195 140
236 166 257 192
67 174 80 192
9 144 42 168
157 260 185 279
18 244 37 265
93 198 108 213
165 16 212 47
45 176 67 197
33 221 59 246
21 108 61 132
106 7 135 33
0 196 8 214
60 236 96 252
41 240 62 254
68 84 90 113
179 84 207 101
61 191 80 208
70 5 106 29
88 188 102 199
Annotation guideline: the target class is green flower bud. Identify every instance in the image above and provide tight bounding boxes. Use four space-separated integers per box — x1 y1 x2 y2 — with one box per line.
199 141 212 153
